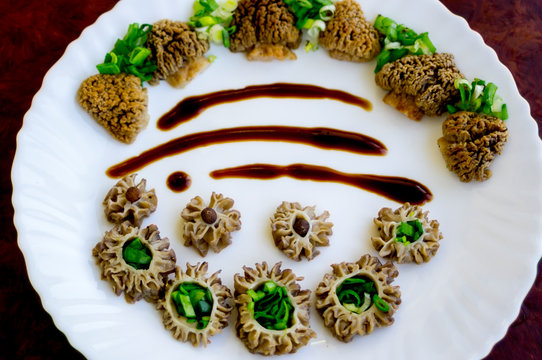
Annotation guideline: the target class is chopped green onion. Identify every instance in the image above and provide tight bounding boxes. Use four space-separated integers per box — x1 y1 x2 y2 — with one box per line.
249 281 294 330
208 55 217 63
171 282 214 329
374 15 436 73
336 276 379 314
122 237 152 270
373 294 390 313
446 78 508 120
189 0 238 48
284 0 335 52
395 219 424 245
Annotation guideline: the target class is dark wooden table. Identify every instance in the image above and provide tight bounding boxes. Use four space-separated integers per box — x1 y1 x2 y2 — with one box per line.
1 1 540 358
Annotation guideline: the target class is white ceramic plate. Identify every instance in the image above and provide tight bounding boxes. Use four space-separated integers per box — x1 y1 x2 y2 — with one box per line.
12 0 542 359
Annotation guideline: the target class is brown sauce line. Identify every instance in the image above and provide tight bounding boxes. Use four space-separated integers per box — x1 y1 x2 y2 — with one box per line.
106 126 387 178
157 83 373 130
210 163 433 205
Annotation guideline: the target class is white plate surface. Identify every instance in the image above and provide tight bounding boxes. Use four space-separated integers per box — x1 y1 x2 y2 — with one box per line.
12 0 542 359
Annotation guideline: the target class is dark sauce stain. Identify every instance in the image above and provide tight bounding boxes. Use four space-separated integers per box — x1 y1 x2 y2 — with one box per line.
167 171 191 192
106 126 387 178
210 163 433 205
157 83 373 130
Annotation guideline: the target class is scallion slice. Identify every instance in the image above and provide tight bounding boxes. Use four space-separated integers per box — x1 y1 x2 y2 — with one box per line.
446 77 508 120
189 0 238 48
171 282 214 329
249 281 294 330
122 237 152 270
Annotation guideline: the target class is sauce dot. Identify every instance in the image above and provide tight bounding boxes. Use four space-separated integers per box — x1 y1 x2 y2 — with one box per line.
167 171 191 192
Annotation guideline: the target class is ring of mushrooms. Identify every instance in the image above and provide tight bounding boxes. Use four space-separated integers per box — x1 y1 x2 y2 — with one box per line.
234 262 316 355
103 173 157 227
314 254 401 342
157 262 233 346
92 221 176 303
371 202 442 264
270 201 333 261
181 192 242 256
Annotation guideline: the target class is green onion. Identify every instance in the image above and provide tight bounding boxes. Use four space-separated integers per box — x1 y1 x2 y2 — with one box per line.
373 294 390 313
284 0 335 52
336 275 381 314
374 15 436 73
96 23 157 84
122 237 152 270
395 219 424 245
171 282 214 329
446 78 508 120
189 0 238 48
249 281 294 330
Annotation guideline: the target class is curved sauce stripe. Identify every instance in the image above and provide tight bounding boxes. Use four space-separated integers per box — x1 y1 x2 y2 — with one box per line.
157 83 373 130
106 126 387 178
210 163 433 205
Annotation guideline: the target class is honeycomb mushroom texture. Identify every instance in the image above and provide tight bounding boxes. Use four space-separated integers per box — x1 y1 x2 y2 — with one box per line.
181 192 242 256
375 53 463 117
229 0 302 60
270 201 333 261
157 262 233 346
319 0 381 62
371 203 442 264
438 111 509 182
77 73 149 144
234 262 316 355
92 222 176 303
315 254 401 342
103 173 157 227
146 19 210 86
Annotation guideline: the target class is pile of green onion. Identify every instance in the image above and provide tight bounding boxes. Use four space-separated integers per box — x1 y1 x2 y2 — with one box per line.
96 23 157 84
171 282 214 330
395 219 424 246
122 237 152 270
373 15 436 73
189 0 238 48
336 276 389 313
247 281 294 331
447 78 508 120
284 0 336 52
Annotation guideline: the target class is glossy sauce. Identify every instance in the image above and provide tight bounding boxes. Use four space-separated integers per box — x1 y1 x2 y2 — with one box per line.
166 171 191 192
157 83 373 130
106 126 387 178
210 163 433 205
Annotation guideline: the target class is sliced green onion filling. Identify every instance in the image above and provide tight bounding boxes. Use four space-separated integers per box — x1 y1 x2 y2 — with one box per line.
96 23 157 84
249 281 294 331
374 15 436 73
446 78 508 120
284 0 335 52
189 0 238 48
395 219 424 246
336 276 389 313
171 282 214 330
122 237 152 270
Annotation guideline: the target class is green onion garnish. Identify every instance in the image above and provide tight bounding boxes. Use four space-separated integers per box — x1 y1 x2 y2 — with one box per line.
171 282 214 330
284 0 335 52
122 237 152 270
336 276 388 314
96 23 157 84
395 219 424 246
446 78 508 120
373 294 390 313
189 0 238 48
249 281 294 331
373 15 436 73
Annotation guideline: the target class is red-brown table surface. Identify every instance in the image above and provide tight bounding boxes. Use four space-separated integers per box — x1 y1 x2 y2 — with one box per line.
1 1 540 359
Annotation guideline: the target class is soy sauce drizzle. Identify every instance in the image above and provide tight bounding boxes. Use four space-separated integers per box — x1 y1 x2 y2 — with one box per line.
106 126 387 178
210 163 433 205
157 83 373 130
167 171 191 192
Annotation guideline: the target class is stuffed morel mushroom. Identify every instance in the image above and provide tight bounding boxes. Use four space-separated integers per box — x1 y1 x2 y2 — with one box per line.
92 221 176 303
181 192 242 256
270 201 333 261
315 254 401 342
157 262 233 346
103 173 157 227
371 203 442 264
234 262 316 355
